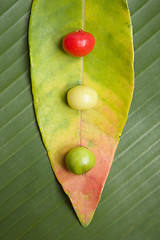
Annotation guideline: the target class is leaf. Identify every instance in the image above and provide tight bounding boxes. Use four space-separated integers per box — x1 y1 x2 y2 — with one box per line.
0 0 160 239
29 0 134 227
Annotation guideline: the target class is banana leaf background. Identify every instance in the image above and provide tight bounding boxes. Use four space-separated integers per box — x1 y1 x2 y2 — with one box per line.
0 0 160 239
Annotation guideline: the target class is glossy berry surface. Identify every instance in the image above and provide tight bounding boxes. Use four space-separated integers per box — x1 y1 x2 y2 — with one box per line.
62 29 95 57
66 147 96 175
67 85 98 110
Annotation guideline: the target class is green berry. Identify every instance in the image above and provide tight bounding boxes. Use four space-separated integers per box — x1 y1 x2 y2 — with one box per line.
66 147 96 175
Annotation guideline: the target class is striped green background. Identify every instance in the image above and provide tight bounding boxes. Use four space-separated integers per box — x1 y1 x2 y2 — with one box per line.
0 0 160 239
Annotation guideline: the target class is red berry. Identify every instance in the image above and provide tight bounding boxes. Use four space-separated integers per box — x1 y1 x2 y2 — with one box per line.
62 29 95 57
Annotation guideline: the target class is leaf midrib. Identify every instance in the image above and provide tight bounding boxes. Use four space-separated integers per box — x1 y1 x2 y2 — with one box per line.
79 0 85 146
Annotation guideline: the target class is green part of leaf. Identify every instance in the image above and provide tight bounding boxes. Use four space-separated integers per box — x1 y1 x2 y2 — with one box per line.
29 0 134 226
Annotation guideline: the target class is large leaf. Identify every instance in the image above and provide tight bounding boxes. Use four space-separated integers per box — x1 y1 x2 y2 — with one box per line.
0 0 160 239
29 0 134 227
